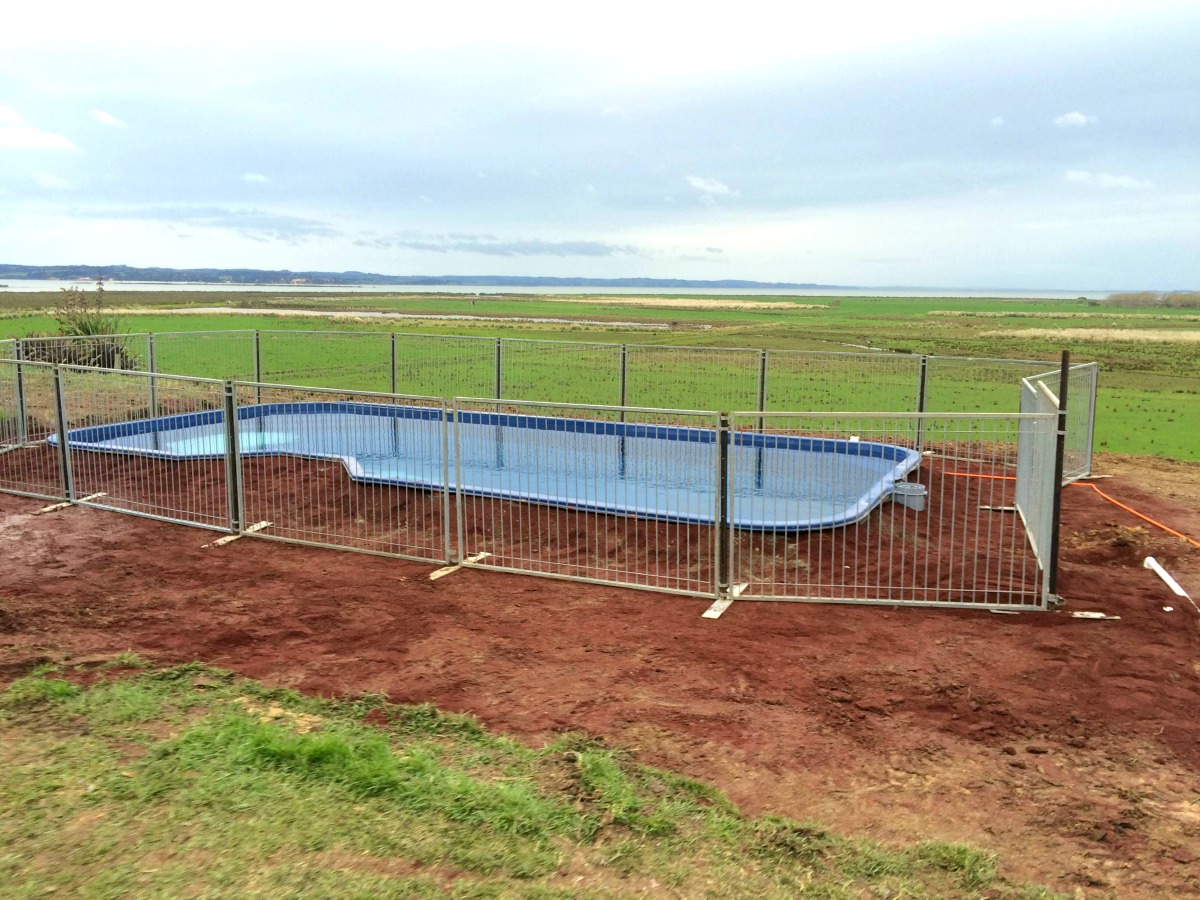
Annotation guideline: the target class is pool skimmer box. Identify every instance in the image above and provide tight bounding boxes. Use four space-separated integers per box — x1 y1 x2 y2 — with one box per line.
890 481 927 512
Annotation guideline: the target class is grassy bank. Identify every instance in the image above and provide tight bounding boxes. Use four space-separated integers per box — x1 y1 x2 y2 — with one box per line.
1 293 1197 459
0 662 1055 898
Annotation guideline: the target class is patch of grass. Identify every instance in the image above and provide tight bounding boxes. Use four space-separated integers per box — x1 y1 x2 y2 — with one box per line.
0 665 1059 898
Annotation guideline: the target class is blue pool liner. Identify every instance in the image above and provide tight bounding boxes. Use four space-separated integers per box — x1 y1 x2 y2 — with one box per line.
48 402 922 532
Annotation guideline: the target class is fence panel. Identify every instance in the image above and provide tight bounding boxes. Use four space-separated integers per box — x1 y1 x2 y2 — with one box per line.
151 330 256 381
0 339 14 361
1016 380 1059 588
1064 363 1098 480
234 383 452 563
501 338 622 405
625 345 759 410
728 412 1049 609
765 350 921 412
0 359 64 500
455 398 721 597
259 330 392 392
393 333 495 398
18 333 149 372
55 366 231 530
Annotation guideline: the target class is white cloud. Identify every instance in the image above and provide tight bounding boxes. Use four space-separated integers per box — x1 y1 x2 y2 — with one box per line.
0 105 79 151
990 115 1005 127
242 172 270 183
1065 169 1153 189
33 172 71 189
90 109 125 127
1053 111 1097 127
685 175 734 196
602 105 629 118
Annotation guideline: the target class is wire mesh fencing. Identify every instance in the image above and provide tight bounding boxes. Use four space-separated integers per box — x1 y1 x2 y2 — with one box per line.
0 359 64 500
500 338 622 405
765 349 922 413
54 366 232 530
151 330 256 381
454 398 722 597
727 412 1054 609
1017 379 1060 593
258 330 393 392
18 333 149 372
625 345 761 411
393 334 496 398
232 383 453 563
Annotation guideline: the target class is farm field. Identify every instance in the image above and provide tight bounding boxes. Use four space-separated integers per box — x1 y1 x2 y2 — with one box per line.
2 291 1198 458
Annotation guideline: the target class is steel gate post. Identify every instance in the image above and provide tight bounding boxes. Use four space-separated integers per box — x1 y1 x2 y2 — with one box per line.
1046 351 1070 607
494 338 503 399
390 332 398 395
717 412 731 598
222 381 243 533
147 333 159 417
252 330 263 406
916 354 929 452
14 340 28 446
51 366 74 501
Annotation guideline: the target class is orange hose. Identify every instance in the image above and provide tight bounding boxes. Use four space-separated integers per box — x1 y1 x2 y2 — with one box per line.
945 471 1200 550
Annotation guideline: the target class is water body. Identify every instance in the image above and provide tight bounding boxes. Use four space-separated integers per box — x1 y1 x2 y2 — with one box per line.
0 279 1108 300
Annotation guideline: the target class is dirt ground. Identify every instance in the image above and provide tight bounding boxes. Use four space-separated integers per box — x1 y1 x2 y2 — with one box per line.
1 450 1198 898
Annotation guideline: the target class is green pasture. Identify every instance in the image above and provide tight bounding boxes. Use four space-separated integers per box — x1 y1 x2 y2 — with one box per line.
1 294 1197 459
0 662 1056 898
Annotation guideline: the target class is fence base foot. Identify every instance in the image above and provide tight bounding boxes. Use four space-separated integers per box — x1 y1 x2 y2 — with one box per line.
33 492 107 515
702 582 748 619
429 551 490 581
202 521 271 549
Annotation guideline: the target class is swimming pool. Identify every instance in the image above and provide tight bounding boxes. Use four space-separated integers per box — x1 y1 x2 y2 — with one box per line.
49 402 922 532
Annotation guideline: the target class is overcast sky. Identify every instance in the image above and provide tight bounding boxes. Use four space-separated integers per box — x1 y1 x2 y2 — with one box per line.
1 0 1197 289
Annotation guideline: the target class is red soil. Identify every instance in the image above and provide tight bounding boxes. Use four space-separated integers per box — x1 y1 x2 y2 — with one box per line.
1 452 1198 897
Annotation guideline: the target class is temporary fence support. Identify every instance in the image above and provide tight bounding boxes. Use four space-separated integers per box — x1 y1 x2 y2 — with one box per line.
1046 350 1070 604
494 338 503 399
222 381 243 533
717 412 731 598
916 354 929 452
252 330 263 405
14 340 28 446
51 366 74 501
756 349 768 430
618 344 628 408
390 332 398 395
147 333 159 416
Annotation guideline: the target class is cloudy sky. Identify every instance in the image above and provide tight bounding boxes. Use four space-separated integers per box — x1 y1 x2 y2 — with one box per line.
1 0 1197 289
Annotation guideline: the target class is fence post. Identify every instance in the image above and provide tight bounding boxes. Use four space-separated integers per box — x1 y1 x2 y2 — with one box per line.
147 333 158 417
223 381 243 534
757 349 768 429
442 399 454 564
915 354 929 452
494 338 503 399
14 339 28 446
51 366 74 501
252 330 263 405
717 412 731 598
618 344 628 408
1046 350 1070 607
390 332 398 395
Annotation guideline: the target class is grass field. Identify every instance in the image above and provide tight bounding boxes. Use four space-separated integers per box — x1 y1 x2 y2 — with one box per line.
1 292 1197 458
0 661 1056 898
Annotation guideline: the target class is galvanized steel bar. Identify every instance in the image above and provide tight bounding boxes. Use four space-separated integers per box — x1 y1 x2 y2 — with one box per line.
51 366 75 501
15 340 28 446
1047 351 1070 601
223 381 243 533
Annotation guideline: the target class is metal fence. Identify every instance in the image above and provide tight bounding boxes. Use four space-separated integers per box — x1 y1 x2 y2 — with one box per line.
0 353 1066 609
0 330 1100 484
727 411 1056 609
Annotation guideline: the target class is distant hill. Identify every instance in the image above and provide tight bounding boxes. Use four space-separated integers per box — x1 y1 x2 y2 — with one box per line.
0 264 835 290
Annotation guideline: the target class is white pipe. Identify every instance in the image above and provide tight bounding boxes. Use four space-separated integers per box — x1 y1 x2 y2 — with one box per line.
1144 556 1200 614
